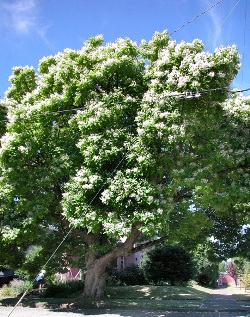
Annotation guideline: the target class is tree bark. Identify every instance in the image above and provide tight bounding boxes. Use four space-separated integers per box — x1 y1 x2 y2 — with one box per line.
83 257 109 299
82 223 169 300
82 223 142 300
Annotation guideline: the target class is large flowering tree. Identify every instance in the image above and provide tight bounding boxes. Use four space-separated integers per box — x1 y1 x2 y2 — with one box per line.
0 31 249 299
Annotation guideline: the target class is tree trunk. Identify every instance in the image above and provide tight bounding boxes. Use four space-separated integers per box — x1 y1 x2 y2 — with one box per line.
83 256 109 300
82 222 154 300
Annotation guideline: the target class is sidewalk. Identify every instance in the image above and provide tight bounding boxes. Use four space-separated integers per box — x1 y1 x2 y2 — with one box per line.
200 286 250 313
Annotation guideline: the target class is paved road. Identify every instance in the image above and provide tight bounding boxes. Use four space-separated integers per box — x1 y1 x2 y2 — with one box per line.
1 307 250 317
1 287 250 317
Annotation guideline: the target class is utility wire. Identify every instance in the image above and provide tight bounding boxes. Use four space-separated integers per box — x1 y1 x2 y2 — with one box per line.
5 84 250 316
1 86 249 125
7 153 127 317
170 0 226 36
205 0 241 48
241 0 248 89
41 154 126 271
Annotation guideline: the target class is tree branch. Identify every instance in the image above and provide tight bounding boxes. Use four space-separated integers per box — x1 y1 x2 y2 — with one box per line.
131 235 168 254
173 187 193 202
217 161 250 176
123 222 142 254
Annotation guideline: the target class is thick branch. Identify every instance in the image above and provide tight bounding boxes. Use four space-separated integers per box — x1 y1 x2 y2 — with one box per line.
173 187 193 202
54 183 63 202
90 222 142 266
132 236 168 254
217 161 250 176
123 222 141 254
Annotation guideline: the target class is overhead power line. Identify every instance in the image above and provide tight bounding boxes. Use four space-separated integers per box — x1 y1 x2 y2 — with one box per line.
4 1 248 312
165 86 250 99
170 0 226 36
241 0 248 89
1 86 249 125
205 0 242 48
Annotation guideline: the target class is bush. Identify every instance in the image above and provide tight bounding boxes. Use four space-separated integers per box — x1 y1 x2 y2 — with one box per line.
43 280 84 298
141 245 195 285
118 265 146 285
0 279 33 297
193 245 219 288
241 270 250 290
196 265 218 288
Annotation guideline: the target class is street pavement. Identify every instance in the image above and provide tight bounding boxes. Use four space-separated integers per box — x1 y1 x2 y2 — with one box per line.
1 286 250 317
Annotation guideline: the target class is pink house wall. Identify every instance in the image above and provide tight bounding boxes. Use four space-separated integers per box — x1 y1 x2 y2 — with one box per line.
56 267 82 281
218 273 237 286
117 249 146 271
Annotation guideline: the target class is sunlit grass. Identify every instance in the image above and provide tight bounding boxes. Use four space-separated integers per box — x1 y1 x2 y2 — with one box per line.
100 284 212 309
106 284 210 300
0 284 212 310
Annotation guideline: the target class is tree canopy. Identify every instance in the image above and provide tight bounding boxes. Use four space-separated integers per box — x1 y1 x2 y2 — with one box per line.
0 30 249 299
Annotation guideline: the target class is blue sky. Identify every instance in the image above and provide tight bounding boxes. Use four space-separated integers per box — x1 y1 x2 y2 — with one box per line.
0 0 249 97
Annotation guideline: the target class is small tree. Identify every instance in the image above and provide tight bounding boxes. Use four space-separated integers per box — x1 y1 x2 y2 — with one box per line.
142 245 195 285
241 269 250 291
193 244 219 288
234 258 250 289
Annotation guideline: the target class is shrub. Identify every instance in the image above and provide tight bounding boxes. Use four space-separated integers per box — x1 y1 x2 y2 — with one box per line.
196 264 218 288
0 279 33 297
141 245 195 285
193 245 219 288
241 271 250 291
43 280 84 298
118 265 146 285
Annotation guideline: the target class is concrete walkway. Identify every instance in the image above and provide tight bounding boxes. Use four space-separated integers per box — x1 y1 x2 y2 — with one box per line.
200 286 250 313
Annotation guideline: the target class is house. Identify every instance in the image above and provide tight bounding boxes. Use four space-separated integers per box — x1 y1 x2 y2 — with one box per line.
56 267 82 281
218 272 237 286
117 249 145 271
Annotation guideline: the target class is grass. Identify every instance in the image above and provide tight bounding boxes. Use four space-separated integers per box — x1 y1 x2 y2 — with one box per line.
2 283 249 311
101 284 211 310
0 284 212 310
231 287 250 301
107 284 210 300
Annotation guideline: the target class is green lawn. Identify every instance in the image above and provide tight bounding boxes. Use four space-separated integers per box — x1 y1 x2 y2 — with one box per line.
232 288 250 301
107 284 210 300
2 283 249 310
102 284 211 310
1 284 212 310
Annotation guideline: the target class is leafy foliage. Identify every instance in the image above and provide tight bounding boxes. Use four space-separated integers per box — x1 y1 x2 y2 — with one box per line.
117 264 146 285
193 244 219 288
0 279 33 297
43 280 84 298
0 30 248 298
141 245 195 285
241 268 250 291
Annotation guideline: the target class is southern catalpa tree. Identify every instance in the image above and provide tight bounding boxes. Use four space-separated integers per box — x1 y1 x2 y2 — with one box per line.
0 31 248 299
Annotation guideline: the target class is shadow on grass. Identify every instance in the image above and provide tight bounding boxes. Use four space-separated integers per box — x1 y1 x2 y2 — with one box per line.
0 295 77 309
106 285 211 301
0 285 212 311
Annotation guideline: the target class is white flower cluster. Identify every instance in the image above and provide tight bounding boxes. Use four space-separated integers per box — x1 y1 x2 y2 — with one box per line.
1 226 20 241
72 169 100 189
0 132 18 156
103 220 131 237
